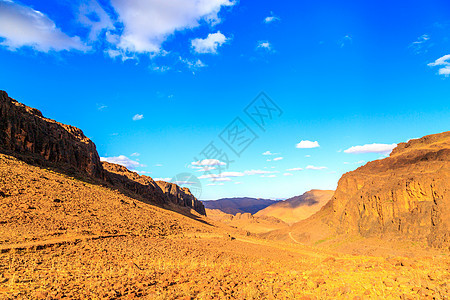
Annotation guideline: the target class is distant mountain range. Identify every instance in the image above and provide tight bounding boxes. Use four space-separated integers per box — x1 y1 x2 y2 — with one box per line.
202 197 280 215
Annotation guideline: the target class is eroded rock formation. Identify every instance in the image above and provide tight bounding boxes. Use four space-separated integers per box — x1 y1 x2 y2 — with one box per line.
0 91 104 178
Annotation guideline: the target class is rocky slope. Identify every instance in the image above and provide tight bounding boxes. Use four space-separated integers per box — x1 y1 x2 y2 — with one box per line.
267 132 450 249
203 197 279 215
255 190 334 224
0 91 205 215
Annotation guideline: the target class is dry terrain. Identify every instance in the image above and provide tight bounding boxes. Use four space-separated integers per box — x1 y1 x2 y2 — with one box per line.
1 152 450 299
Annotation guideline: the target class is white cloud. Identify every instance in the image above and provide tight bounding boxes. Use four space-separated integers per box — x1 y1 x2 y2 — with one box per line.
261 174 276 178
154 177 171 181
257 40 273 51
286 167 303 171
132 114 144 121
273 157 283 161
262 150 277 155
305 155 311 157
344 143 397 154
100 155 144 169
283 173 293 176
155 163 163 167
109 0 235 54
306 165 327 170
192 159 226 166
264 12 280 24
130 152 140 157
296 140 320 148
191 31 228 54
428 54 450 77
0 1 88 52
234 182 242 184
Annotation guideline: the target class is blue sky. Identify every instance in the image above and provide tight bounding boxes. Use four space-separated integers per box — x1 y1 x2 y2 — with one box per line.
0 0 449 200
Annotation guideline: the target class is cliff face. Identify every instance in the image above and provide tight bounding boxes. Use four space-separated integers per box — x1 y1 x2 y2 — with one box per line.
266 132 450 249
329 132 450 248
156 181 206 216
0 91 206 216
0 91 104 178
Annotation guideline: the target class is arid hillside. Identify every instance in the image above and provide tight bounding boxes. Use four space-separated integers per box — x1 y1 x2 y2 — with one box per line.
203 197 279 215
0 91 205 215
255 190 334 225
265 132 450 250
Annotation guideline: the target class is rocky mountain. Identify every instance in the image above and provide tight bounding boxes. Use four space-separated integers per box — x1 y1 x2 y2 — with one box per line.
255 190 334 224
266 132 450 249
0 91 205 215
0 90 104 178
203 197 279 215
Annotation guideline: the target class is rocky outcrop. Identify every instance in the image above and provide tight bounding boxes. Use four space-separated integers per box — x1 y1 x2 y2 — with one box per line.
102 162 166 205
102 162 206 215
156 181 206 216
329 132 450 248
282 132 450 249
0 90 206 215
0 91 104 178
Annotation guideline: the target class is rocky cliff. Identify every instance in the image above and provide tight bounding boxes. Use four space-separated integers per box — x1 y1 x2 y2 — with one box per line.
330 132 450 248
268 132 450 249
156 181 206 216
0 91 104 178
0 91 206 215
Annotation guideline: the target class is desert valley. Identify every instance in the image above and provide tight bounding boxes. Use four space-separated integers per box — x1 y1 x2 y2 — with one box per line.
0 90 449 300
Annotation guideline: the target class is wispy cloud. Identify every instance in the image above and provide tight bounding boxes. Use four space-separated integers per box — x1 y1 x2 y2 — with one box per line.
344 143 397 154
286 167 303 171
191 31 228 54
339 35 352 48
192 159 226 166
262 150 278 156
244 169 277 175
132 114 144 121
283 173 293 176
296 140 320 149
273 157 283 161
409 34 430 54
264 12 280 24
305 165 327 170
257 40 273 52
